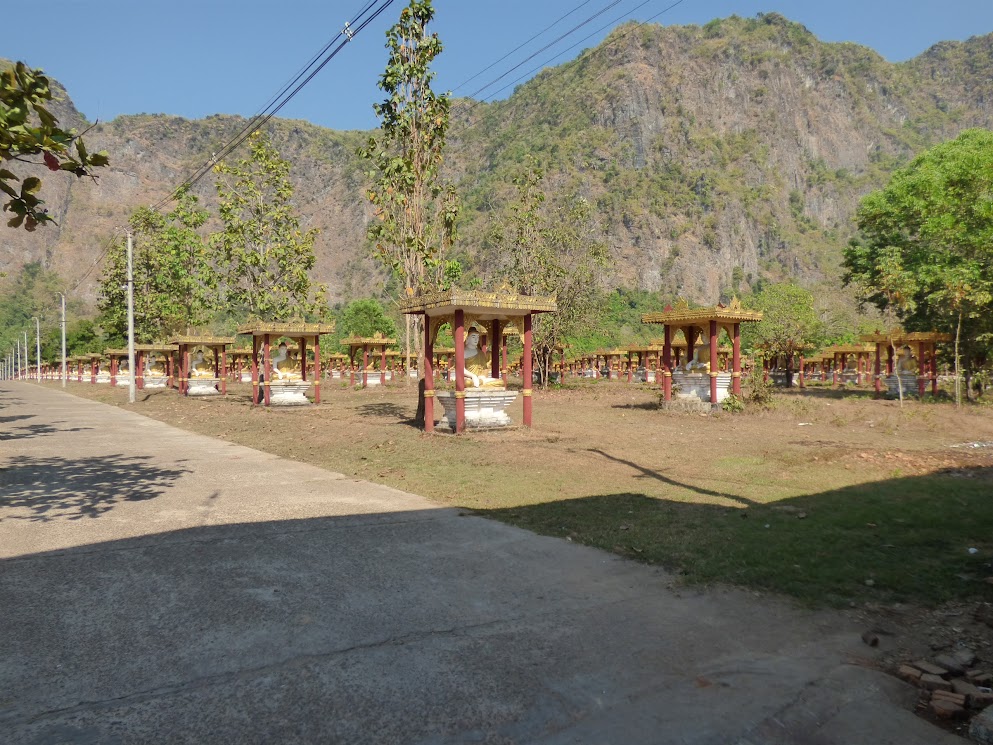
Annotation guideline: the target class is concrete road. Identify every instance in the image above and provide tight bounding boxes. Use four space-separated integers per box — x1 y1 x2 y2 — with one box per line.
0 383 962 744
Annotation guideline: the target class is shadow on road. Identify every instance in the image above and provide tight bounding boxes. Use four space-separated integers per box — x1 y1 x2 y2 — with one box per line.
0 453 190 522
0 422 93 442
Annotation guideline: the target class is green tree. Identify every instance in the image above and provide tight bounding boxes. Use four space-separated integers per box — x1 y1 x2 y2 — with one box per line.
844 129 993 404
501 158 610 386
1 62 108 230
98 187 217 342
742 282 825 384
361 0 458 420
213 131 327 321
338 298 398 345
0 261 66 354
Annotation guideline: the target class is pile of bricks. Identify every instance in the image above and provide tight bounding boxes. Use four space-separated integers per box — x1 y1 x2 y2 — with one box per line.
897 651 993 720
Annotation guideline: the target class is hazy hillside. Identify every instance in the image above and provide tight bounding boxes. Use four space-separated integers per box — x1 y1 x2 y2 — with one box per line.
3 14 992 310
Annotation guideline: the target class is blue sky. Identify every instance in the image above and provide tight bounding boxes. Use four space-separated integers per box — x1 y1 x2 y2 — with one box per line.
6 0 992 131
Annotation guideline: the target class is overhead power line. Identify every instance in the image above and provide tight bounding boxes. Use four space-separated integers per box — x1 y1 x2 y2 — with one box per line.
151 0 397 212
450 0 689 125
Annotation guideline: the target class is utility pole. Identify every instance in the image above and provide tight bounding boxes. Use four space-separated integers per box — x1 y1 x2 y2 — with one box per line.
15 338 20 380
23 331 28 380
59 293 67 388
126 229 136 404
32 317 41 382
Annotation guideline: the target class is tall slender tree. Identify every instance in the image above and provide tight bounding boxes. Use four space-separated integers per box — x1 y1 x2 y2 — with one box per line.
361 0 458 420
213 131 327 321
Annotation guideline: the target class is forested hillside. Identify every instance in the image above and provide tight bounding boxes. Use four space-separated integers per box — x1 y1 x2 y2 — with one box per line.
3 14 991 316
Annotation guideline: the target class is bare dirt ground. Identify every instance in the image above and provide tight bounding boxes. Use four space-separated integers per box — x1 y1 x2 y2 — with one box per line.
57 378 993 736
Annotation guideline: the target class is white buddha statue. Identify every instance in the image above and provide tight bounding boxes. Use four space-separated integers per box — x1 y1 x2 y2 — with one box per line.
463 328 504 389
271 342 303 381
146 353 166 378
190 350 215 378
682 343 711 373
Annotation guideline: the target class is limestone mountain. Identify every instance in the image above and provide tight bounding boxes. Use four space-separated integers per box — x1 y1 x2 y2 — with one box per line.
3 14 992 313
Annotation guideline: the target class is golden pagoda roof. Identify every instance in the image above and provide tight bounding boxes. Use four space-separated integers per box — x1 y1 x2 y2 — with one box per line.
236 321 335 338
104 348 130 356
642 297 762 325
339 333 397 347
134 343 178 352
860 330 952 344
400 286 557 316
169 335 236 346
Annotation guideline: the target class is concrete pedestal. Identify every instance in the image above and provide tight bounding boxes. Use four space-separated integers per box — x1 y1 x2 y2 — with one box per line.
435 389 519 430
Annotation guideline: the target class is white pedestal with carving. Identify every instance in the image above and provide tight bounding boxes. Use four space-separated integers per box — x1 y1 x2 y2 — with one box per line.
144 376 168 389
95 373 111 384
886 374 920 398
270 380 311 406
188 377 220 396
671 371 732 403
435 390 519 430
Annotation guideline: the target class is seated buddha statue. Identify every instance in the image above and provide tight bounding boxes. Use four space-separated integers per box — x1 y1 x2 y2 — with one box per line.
190 350 215 378
896 346 918 375
272 342 303 381
682 343 711 373
146 354 166 378
463 327 504 389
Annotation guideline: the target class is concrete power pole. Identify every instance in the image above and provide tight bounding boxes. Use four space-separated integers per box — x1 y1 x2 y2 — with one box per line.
126 230 136 404
32 317 41 382
15 338 20 380
23 331 28 380
59 293 67 388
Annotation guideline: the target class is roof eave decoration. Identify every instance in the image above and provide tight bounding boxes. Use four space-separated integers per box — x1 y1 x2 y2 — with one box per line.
169 335 237 345
642 298 763 325
399 286 557 316
236 322 336 336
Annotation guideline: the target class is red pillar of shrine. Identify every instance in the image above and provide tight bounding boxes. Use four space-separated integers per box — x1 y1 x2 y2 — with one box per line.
182 347 190 396
523 313 533 427
454 310 466 434
627 353 633 383
490 320 502 380
362 345 369 388
380 345 387 386
349 351 356 386
663 326 673 401
220 347 228 395
930 343 938 396
251 337 260 407
708 320 719 404
137 351 146 390
732 323 742 396
423 317 434 433
799 354 805 389
313 336 322 404
874 345 882 396
886 344 894 377
917 341 926 397
263 335 272 407
110 357 118 387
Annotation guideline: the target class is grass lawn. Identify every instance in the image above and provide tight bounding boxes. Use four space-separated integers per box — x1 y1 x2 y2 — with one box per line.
62 378 993 608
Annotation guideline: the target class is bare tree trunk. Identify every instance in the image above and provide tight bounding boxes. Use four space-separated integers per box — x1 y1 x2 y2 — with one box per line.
955 308 963 407
891 339 904 407
405 313 411 388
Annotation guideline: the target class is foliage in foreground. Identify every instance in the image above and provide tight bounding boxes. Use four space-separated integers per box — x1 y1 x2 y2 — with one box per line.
1 62 109 230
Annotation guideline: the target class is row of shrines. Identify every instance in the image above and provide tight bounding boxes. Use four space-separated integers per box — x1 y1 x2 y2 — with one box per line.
25 289 951 432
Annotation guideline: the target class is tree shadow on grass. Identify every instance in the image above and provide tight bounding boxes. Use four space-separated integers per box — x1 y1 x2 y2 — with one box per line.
479 467 993 607
779 386 877 400
0 453 190 522
355 402 420 427
610 401 661 412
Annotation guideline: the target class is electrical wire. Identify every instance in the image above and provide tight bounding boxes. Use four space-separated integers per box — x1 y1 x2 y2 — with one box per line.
451 0 688 126
151 0 397 212
450 0 598 94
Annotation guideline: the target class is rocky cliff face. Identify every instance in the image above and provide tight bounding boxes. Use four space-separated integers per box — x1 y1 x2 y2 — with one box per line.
3 15 992 309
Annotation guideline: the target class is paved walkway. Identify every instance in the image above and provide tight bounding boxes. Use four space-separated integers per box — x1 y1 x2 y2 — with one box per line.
0 383 962 744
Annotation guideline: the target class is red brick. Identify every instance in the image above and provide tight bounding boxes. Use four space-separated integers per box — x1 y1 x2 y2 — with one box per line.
931 699 965 719
898 665 922 683
921 673 953 691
